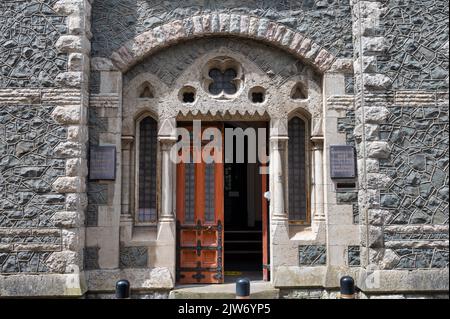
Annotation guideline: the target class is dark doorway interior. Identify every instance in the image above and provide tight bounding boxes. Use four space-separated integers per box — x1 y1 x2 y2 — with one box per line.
223 122 266 278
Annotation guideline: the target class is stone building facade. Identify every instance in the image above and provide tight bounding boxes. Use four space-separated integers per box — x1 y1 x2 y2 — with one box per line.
0 0 448 298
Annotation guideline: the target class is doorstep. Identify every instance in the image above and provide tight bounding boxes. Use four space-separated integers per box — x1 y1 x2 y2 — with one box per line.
169 281 279 299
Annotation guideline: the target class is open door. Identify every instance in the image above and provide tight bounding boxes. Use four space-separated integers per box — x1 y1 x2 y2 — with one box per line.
176 123 224 284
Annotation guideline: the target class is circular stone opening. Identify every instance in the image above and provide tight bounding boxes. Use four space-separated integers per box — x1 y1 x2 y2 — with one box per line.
179 86 196 103
249 86 266 104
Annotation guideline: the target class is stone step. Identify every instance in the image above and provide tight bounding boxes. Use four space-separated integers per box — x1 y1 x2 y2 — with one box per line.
169 281 279 299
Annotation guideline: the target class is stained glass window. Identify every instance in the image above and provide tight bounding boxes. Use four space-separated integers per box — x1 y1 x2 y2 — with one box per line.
204 163 215 223
138 117 157 223
288 116 308 222
184 155 195 224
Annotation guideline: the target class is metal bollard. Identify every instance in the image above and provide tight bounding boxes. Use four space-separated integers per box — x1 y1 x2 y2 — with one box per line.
115 279 130 299
236 278 251 299
340 276 355 299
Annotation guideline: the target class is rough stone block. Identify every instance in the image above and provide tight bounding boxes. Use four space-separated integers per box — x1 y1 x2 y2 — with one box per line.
66 158 88 177
53 0 84 15
297 38 312 56
56 72 83 88
361 36 386 54
219 13 230 33
51 211 82 228
366 141 390 159
316 50 335 72
357 106 390 124
56 35 90 54
54 141 83 157
53 176 86 193
367 173 392 189
364 74 392 90
66 193 88 211
68 53 87 72
289 33 304 52
51 105 81 124
240 15 250 34
192 16 203 34
44 251 79 273
230 14 241 33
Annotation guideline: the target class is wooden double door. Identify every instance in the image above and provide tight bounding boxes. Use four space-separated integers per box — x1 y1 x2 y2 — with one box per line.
176 122 269 284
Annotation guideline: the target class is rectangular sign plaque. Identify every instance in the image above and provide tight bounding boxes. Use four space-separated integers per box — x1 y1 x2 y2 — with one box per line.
89 146 116 180
330 145 356 179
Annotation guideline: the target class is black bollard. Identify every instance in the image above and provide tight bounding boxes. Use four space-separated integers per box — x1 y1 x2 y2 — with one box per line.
340 276 355 299
236 278 250 299
116 279 130 299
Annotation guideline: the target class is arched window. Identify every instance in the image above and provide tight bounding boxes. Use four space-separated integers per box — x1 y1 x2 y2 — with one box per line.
137 116 157 223
288 116 310 223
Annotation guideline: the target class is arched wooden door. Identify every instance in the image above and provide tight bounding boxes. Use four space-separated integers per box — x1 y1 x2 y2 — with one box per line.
176 123 224 284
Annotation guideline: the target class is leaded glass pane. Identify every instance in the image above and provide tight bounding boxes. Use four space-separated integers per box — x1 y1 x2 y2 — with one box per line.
204 163 215 223
184 153 195 224
288 117 307 221
138 117 157 223
208 68 237 95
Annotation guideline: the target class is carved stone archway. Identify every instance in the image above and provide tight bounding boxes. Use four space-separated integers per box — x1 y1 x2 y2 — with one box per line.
110 13 337 74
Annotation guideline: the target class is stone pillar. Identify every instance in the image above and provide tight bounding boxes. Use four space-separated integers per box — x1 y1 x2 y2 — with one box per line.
121 136 134 217
119 136 134 243
311 137 325 221
270 135 289 221
160 139 176 221
154 118 177 286
269 118 290 284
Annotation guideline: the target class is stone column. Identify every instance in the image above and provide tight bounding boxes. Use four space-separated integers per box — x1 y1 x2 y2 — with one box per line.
119 136 134 243
121 136 134 217
159 139 177 221
270 135 289 221
311 137 325 221
269 118 290 284
154 118 177 287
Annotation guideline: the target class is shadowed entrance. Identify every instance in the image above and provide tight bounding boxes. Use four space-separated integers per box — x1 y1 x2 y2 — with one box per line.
223 121 269 282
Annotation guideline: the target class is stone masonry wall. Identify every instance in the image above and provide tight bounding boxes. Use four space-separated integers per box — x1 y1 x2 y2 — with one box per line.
352 0 449 276
91 0 353 59
0 0 91 296
0 0 68 88
1 0 448 297
378 0 449 91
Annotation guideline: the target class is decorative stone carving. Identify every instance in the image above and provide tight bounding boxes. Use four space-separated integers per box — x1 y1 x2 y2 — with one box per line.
122 37 323 122
109 13 336 73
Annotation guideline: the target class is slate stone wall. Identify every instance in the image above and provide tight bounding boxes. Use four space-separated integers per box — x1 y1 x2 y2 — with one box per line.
378 0 449 91
91 0 353 59
0 104 66 273
0 0 448 296
298 245 327 266
352 0 449 271
0 0 90 287
0 0 68 88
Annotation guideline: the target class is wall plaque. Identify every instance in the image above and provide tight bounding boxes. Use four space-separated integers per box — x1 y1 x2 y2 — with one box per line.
330 145 356 179
89 146 116 180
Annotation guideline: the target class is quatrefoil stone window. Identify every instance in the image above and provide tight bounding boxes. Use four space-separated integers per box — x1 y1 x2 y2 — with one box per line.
208 68 238 95
203 57 243 99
